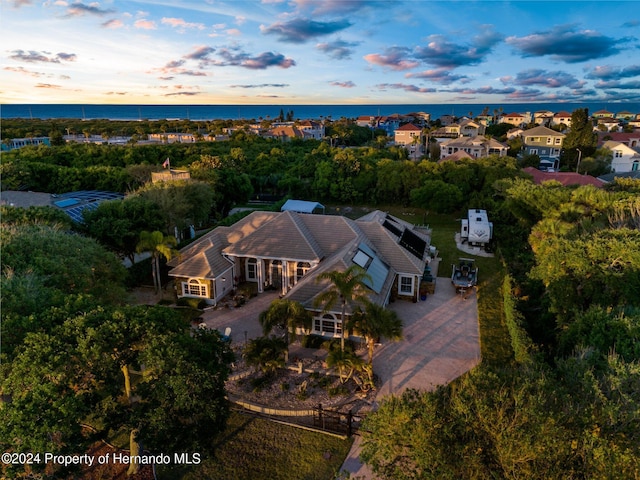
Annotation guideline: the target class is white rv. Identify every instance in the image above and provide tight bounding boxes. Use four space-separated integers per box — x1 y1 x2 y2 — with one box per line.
461 209 493 247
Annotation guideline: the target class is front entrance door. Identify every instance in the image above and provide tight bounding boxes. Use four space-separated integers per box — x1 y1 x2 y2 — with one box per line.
270 261 282 290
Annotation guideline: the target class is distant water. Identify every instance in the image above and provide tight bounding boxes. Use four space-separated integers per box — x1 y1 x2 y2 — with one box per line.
1 103 638 121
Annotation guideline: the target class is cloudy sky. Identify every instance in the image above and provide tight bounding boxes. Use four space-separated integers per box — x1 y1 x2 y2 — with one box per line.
2 0 639 104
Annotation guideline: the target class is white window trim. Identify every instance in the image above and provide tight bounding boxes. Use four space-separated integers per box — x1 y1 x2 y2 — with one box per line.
182 278 208 298
246 258 258 282
313 314 342 337
398 275 414 296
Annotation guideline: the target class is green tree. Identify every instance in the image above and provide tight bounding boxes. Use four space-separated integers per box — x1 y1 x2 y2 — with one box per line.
349 301 403 370
243 335 288 376
561 108 597 171
259 299 312 360
136 180 216 235
82 197 164 264
0 305 234 476
410 179 463 213
136 230 179 293
326 347 364 384
314 265 371 352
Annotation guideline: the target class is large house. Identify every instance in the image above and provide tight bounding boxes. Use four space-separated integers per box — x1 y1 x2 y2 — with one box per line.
521 125 565 168
168 210 432 338
439 135 508 160
394 123 424 158
602 140 640 172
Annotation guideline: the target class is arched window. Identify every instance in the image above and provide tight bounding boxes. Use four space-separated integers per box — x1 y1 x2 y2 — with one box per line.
633 160 639 172
182 278 208 297
313 313 342 336
296 262 311 281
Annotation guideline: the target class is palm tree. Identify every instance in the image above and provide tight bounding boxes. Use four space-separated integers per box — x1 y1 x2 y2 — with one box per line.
349 301 403 372
259 299 312 361
243 335 287 376
326 348 364 384
136 230 178 293
314 265 371 352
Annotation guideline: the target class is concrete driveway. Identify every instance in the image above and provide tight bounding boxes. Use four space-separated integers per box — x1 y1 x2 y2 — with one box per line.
341 280 480 479
199 280 480 480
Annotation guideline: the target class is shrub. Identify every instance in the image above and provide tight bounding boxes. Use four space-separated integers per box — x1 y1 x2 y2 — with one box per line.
301 334 326 349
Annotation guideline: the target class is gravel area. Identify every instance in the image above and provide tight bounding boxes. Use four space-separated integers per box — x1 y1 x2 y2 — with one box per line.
226 350 377 416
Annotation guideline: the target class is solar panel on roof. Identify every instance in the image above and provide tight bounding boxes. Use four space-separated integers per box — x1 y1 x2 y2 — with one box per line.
382 220 402 236
399 229 427 259
353 243 389 294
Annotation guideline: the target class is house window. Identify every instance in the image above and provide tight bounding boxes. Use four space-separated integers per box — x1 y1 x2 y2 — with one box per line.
633 160 639 172
182 279 208 297
529 149 538 155
547 137 552 144
615 151 622 158
296 262 311 281
246 258 257 281
313 314 342 336
399 275 414 295
555 138 561 145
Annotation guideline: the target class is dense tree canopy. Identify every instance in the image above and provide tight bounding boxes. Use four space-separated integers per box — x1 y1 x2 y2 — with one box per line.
1 305 234 476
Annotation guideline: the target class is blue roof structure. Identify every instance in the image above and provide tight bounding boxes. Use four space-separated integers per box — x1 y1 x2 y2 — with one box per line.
52 190 124 223
281 199 325 214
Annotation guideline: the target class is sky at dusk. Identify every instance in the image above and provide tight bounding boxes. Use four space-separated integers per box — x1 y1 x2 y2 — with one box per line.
2 0 640 105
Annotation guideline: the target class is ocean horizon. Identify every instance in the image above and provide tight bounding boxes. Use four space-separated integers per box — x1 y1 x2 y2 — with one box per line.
2 102 638 122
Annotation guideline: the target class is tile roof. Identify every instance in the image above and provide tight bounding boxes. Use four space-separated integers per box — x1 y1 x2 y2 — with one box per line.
523 167 605 187
170 209 430 309
223 210 325 261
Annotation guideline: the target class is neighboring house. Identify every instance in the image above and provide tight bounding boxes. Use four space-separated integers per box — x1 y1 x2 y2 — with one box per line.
168 210 432 339
476 113 494 126
533 111 554 126
615 111 636 120
602 140 640 172
405 111 431 124
458 118 485 137
552 111 572 129
431 125 461 140
148 133 203 143
264 125 304 141
592 109 614 119
297 120 325 140
598 132 640 148
357 115 401 136
438 114 456 126
598 171 640 183
438 150 473 163
521 125 565 168
523 167 605 188
596 117 621 132
507 127 524 139
500 112 528 127
151 169 191 183
394 123 424 157
1 136 50 151
439 135 508 160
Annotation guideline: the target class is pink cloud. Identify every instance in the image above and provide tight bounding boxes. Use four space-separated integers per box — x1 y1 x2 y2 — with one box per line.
134 19 157 30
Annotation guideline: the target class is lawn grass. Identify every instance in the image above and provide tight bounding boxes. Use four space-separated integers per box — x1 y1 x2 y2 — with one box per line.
157 411 353 480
